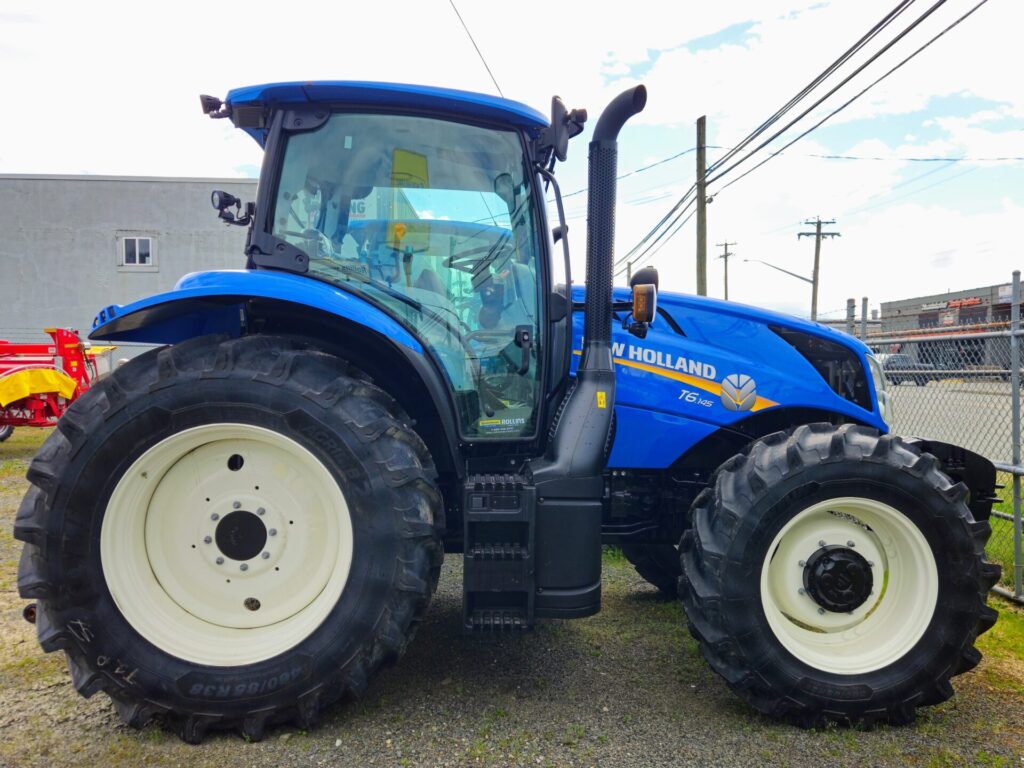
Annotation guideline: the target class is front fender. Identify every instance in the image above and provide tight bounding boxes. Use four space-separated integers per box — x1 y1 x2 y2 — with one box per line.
90 269 422 352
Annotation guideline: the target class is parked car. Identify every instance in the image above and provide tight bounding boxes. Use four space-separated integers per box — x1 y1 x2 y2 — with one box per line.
877 352 933 386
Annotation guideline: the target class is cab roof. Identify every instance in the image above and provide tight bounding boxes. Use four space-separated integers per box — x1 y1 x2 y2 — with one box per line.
225 81 549 146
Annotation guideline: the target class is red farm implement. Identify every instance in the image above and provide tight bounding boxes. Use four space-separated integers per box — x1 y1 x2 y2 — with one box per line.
0 329 114 439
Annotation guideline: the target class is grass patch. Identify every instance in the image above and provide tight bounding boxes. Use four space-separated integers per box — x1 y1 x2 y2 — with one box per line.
989 473 1021 588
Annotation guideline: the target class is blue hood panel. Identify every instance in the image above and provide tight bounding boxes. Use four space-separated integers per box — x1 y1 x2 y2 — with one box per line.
571 287 884 468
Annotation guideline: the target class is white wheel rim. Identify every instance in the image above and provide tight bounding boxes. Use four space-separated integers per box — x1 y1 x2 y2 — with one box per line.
759 497 938 675
101 423 353 666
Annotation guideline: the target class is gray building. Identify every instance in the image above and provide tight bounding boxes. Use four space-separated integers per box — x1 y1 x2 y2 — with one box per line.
881 281 1023 335
0 174 255 346
879 281 1024 370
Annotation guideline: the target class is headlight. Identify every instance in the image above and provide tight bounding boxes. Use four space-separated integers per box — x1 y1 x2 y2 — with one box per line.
866 355 892 425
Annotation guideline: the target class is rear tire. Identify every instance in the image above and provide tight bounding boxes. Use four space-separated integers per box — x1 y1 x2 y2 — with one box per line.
0 425 12 442
14 335 443 742
680 423 999 727
619 542 681 598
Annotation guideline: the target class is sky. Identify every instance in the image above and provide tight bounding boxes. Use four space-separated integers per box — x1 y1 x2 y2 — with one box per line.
1 0 1021 319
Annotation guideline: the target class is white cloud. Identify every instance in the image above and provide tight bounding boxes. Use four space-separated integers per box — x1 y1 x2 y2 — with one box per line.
0 0 1019 317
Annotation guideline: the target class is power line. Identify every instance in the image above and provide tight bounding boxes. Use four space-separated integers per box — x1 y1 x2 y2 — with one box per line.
707 0 953 187
556 145 725 201
848 164 980 214
618 0 922 280
448 0 504 97
615 201 698 278
707 0 918 175
808 153 1024 162
613 186 697 270
710 0 992 194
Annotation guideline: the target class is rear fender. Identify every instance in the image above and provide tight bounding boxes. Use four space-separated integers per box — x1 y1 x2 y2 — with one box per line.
903 437 999 523
89 270 460 479
90 269 421 351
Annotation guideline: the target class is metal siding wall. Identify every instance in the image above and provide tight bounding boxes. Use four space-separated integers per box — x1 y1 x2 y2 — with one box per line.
0 176 255 344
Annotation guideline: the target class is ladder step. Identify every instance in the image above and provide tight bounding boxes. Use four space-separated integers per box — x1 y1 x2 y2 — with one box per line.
466 609 529 632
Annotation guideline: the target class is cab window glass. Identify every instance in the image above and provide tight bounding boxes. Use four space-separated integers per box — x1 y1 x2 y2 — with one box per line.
271 113 543 439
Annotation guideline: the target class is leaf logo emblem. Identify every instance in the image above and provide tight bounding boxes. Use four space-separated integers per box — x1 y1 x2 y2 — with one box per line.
721 374 757 412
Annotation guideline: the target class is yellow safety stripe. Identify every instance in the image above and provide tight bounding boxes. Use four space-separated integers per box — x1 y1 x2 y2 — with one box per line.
572 350 778 412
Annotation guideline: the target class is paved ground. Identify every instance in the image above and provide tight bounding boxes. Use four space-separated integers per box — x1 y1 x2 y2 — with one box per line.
1 429 1023 767
886 379 1015 462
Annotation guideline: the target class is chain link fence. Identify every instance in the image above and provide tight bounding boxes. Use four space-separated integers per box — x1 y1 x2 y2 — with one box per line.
866 273 1023 603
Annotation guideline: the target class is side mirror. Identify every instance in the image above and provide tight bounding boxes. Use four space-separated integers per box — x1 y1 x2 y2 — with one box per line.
627 267 658 339
632 283 657 324
629 265 659 291
538 96 587 163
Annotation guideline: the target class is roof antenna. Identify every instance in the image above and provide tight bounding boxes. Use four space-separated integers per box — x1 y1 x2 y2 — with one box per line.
448 0 504 97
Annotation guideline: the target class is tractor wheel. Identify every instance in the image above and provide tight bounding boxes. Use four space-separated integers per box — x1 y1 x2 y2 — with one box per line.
14 335 442 743
679 423 1000 728
0 425 12 442
619 542 681 597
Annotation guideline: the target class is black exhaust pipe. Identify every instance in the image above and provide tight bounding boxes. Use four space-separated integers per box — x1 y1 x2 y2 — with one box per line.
531 85 647 490
529 85 646 619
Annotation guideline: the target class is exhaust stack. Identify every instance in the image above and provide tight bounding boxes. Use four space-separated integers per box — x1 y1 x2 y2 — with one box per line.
531 85 646 489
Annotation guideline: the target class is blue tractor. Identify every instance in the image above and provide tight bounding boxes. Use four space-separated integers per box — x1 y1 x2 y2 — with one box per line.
16 82 1000 742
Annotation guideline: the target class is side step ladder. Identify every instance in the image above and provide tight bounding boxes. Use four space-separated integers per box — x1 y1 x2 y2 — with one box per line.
462 474 536 631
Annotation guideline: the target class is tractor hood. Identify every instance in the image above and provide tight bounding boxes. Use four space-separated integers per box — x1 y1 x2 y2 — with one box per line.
570 285 885 469
651 289 871 355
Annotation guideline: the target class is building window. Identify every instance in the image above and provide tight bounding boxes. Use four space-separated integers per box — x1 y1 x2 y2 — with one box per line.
117 233 157 271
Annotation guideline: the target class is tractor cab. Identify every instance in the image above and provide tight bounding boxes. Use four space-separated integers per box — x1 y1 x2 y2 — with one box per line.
206 82 568 443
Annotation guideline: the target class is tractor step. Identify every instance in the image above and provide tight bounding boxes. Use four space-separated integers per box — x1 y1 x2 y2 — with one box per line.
462 474 536 632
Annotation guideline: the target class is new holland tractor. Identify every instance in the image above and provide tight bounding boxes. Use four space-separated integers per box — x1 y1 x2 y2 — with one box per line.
16 81 1000 743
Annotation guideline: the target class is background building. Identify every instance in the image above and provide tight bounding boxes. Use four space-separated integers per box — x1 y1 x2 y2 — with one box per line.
881 282 1023 334
0 174 255 347
878 281 1024 370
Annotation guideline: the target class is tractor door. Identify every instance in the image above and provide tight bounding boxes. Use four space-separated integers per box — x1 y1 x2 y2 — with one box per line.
264 111 549 442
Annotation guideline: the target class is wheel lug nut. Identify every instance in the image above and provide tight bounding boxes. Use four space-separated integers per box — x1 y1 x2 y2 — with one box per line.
818 540 826 548
203 535 212 544
798 560 806 567
817 607 825 615
240 563 249 572
867 561 875 567
846 540 855 548
216 556 224 565
798 588 806 595
269 528 277 537
211 513 220 521
261 551 270 560
257 507 265 516
232 501 242 510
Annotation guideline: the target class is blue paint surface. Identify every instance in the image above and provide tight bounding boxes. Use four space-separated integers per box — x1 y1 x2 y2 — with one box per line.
570 286 886 468
90 269 423 352
225 81 548 146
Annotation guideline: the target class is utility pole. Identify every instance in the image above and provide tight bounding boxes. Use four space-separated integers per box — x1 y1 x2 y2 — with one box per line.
716 240 736 300
696 115 708 296
798 217 840 321
861 296 868 339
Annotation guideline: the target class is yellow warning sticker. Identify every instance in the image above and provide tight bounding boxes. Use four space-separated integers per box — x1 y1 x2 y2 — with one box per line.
596 391 607 409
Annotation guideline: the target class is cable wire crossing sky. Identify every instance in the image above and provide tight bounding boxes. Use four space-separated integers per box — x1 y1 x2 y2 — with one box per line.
0 0 1019 318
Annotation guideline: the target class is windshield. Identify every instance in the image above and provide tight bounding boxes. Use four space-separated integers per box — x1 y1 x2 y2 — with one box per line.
271 112 543 439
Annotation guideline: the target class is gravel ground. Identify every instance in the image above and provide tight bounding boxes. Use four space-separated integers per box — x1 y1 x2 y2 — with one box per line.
1 429 1022 767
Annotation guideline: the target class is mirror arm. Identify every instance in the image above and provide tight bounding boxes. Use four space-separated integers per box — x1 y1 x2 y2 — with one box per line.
536 163 571 298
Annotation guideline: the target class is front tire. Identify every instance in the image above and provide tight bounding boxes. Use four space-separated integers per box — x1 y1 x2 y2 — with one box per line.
619 542 681 598
680 423 1000 727
15 335 442 742
0 425 13 442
